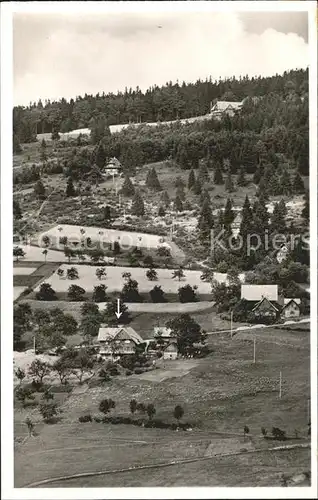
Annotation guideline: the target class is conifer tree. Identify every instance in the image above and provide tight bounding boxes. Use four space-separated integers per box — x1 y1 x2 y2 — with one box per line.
200 189 211 206
158 205 166 217
270 201 287 234
256 176 269 200
160 190 170 208
34 179 46 201
197 198 214 244
223 198 234 230
188 169 196 190
197 162 210 185
66 177 76 197
174 195 183 212
213 162 224 185
253 193 269 232
302 190 309 222
253 165 262 184
40 139 47 162
121 175 135 197
176 185 186 201
280 169 292 195
240 195 253 239
225 169 234 192
292 172 305 194
193 178 202 195
263 163 275 184
104 205 111 221
13 200 22 220
131 191 145 216
267 171 281 195
13 133 22 154
146 167 162 191
176 143 190 170
237 166 247 187
95 142 106 169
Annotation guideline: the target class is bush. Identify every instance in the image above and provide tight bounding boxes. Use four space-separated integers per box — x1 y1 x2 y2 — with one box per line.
216 261 228 273
178 284 198 303
134 368 144 374
78 414 92 423
126 370 133 376
272 427 287 441
93 416 102 423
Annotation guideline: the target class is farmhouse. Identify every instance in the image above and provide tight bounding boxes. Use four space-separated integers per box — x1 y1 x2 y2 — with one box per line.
240 284 281 323
97 325 144 358
103 157 122 177
210 100 243 119
163 342 178 360
252 297 279 320
281 298 301 318
231 211 242 237
276 244 289 263
154 327 176 345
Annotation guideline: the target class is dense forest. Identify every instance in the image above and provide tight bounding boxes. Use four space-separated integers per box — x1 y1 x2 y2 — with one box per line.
13 69 308 135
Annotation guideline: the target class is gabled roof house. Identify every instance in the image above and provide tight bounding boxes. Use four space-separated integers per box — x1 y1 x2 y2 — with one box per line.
97 325 143 356
240 284 281 320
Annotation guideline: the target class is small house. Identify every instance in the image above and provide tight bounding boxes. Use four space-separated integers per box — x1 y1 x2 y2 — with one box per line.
231 211 242 237
276 244 289 264
154 327 176 346
240 284 281 323
281 298 301 319
252 297 279 320
163 342 178 360
103 157 122 178
210 100 243 119
97 325 143 358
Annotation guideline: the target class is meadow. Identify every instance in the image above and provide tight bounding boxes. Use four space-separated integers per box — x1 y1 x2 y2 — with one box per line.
14 326 310 488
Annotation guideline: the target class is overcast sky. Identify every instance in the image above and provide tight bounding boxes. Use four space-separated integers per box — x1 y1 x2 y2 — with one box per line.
13 11 309 106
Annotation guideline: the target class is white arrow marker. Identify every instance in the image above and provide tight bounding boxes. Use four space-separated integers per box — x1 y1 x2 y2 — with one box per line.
115 298 122 320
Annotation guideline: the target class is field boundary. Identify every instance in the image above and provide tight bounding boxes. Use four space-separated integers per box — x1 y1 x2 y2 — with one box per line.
24 442 310 488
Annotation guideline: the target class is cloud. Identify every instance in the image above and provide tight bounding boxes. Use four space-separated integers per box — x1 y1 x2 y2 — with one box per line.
13 12 309 105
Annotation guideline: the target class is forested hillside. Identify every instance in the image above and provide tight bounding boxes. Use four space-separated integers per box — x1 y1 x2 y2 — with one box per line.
13 68 309 186
13 68 308 137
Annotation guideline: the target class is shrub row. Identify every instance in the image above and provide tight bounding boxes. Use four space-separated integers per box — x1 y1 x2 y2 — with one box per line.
79 414 193 430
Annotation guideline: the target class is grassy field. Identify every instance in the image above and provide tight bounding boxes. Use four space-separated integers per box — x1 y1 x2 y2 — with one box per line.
14 326 310 487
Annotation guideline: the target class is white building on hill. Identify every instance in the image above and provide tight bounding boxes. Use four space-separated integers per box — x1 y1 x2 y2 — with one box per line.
210 100 243 119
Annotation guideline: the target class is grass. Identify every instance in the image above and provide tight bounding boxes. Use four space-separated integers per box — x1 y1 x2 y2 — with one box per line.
44 447 311 488
14 327 310 487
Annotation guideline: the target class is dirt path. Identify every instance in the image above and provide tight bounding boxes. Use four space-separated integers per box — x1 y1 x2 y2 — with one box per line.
24 442 310 488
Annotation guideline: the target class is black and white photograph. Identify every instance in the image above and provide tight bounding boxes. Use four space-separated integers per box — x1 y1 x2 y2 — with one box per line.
1 1 317 498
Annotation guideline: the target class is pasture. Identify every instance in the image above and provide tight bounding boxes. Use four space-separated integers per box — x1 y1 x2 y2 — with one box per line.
14 326 310 487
